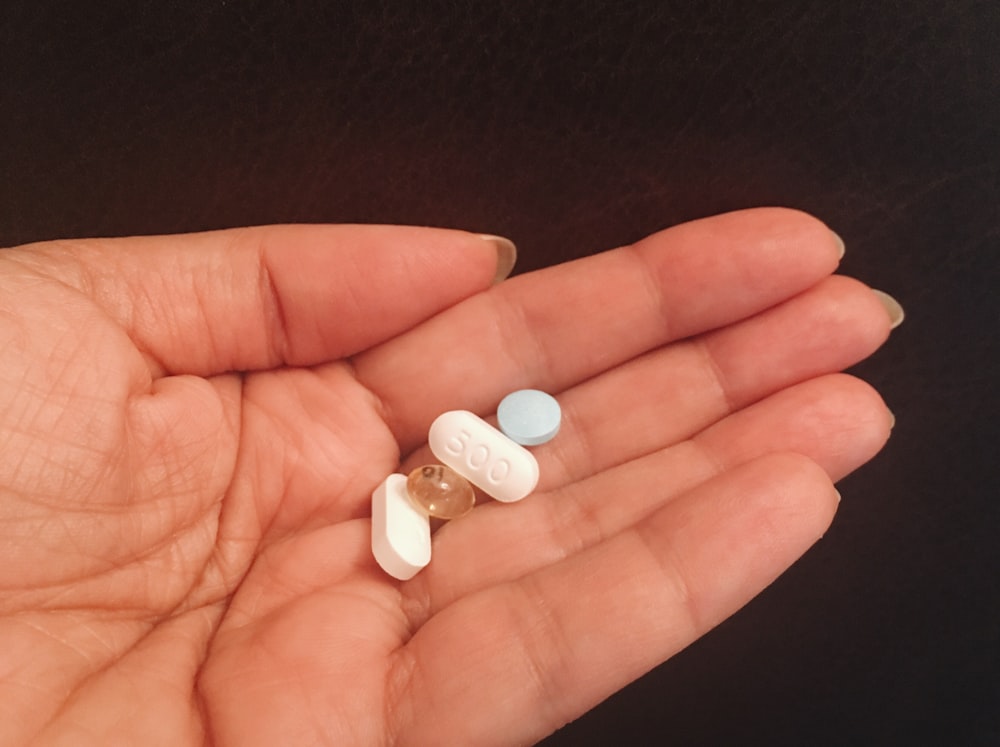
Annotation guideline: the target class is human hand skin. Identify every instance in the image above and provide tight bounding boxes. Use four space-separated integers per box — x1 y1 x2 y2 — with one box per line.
0 209 895 746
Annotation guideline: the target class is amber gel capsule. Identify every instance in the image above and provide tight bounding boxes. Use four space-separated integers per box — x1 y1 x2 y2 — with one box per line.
406 464 476 520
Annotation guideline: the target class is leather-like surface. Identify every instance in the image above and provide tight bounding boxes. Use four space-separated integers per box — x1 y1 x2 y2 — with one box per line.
1 2 997 744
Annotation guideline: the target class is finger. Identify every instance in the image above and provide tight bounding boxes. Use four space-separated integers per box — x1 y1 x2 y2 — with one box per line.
391 453 839 745
404 373 889 618
7 225 507 376
400 274 891 485
355 207 843 450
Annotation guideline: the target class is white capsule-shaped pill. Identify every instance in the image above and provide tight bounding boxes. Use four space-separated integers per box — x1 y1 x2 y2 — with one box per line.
371 473 431 580
428 410 539 503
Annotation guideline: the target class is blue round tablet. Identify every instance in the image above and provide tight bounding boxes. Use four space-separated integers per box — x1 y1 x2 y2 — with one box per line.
497 389 561 446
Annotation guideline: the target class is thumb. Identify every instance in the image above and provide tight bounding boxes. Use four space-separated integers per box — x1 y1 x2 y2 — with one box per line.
9 224 514 376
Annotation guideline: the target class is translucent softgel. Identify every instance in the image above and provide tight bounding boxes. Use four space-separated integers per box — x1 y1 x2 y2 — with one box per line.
406 464 476 519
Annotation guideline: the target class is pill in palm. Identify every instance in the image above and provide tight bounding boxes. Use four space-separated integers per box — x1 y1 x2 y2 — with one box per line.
428 410 539 502
371 473 431 580
406 464 476 519
497 389 561 446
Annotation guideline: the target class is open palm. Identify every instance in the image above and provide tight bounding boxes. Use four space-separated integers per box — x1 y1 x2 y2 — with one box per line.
0 209 894 746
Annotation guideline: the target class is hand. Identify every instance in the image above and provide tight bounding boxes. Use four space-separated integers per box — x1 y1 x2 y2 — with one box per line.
0 209 894 746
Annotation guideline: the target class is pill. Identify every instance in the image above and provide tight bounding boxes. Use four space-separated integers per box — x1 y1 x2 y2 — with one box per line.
406 464 476 519
497 389 562 446
428 410 539 503
371 473 431 580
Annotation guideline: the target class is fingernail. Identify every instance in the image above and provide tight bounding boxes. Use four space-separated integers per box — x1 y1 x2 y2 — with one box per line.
830 230 846 260
872 289 905 329
887 410 896 430
480 234 517 284
834 489 842 503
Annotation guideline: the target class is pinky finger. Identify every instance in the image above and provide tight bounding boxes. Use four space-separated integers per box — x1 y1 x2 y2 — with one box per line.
390 452 839 746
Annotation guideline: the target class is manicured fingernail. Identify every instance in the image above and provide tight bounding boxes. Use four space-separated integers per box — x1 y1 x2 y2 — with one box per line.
831 230 846 259
834 489 842 503
872 289 905 329
480 234 517 284
887 410 896 430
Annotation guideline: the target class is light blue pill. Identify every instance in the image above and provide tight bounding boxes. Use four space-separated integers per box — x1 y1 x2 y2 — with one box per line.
497 389 561 446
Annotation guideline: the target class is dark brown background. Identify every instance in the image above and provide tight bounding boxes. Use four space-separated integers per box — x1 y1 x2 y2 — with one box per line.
2 2 997 744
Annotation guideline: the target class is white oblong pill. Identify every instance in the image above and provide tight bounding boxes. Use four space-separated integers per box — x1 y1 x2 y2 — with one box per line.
371 473 431 580
428 410 539 503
